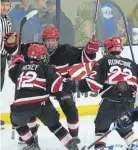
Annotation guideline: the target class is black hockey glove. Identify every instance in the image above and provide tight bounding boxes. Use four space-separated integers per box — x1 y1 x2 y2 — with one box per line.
63 80 79 93
115 110 134 133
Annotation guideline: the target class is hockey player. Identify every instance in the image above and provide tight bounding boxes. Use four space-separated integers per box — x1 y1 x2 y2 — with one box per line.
7 43 79 150
115 106 138 132
89 107 138 150
41 26 99 141
69 36 138 149
3 32 41 144
4 27 99 143
106 107 138 150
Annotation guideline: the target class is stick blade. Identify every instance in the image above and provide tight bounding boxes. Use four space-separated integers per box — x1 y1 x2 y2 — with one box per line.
81 146 87 150
25 10 38 20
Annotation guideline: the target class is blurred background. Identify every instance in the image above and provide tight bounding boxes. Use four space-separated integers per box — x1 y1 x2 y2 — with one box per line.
9 0 138 47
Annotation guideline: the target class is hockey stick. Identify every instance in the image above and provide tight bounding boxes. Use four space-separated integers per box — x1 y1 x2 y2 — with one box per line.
93 0 99 38
109 1 135 62
11 126 15 139
81 126 116 150
18 10 38 54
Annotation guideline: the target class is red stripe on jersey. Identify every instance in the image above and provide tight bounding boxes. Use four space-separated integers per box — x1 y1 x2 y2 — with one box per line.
72 72 86 80
112 73 125 81
128 77 137 84
84 61 95 74
81 49 92 63
51 77 65 93
69 64 84 76
69 61 95 80
69 64 86 80
13 97 49 106
86 78 103 91
20 129 30 136
56 64 69 75
31 79 46 87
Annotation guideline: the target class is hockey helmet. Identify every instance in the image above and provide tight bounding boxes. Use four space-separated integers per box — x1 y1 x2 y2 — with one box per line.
42 26 59 39
42 26 59 55
28 43 50 64
104 36 123 55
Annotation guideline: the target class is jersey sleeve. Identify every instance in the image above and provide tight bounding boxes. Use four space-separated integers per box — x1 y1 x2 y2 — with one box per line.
65 45 82 66
9 64 23 84
79 58 107 92
66 45 96 66
45 65 66 94
5 43 28 56
81 49 96 63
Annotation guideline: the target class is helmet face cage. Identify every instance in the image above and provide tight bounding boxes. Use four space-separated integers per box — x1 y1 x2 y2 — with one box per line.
102 47 108 56
44 39 58 55
42 27 59 55
40 53 50 64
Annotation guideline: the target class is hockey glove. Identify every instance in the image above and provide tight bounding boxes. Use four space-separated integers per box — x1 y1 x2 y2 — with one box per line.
115 110 134 133
84 35 99 54
63 80 79 93
3 32 18 55
8 54 25 68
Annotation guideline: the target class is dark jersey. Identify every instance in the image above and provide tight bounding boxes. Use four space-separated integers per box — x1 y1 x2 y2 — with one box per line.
9 61 65 111
16 43 96 77
79 55 138 99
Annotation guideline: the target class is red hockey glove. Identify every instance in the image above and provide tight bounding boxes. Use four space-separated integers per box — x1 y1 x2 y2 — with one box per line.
3 32 18 48
8 54 25 68
84 35 99 54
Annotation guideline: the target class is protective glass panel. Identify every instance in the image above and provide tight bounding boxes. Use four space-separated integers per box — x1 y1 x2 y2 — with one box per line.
9 0 57 43
60 0 138 46
10 0 138 46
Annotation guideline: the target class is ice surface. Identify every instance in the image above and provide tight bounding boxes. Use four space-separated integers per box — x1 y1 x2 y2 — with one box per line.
0 116 138 150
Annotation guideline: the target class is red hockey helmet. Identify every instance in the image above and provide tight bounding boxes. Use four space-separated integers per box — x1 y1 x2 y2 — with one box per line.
27 43 49 63
42 26 59 40
104 36 123 54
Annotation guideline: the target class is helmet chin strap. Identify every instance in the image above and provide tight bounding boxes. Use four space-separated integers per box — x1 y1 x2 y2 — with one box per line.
47 44 58 56
48 47 57 56
43 40 58 56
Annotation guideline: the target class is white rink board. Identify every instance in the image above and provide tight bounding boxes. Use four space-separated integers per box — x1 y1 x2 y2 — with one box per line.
0 46 138 113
